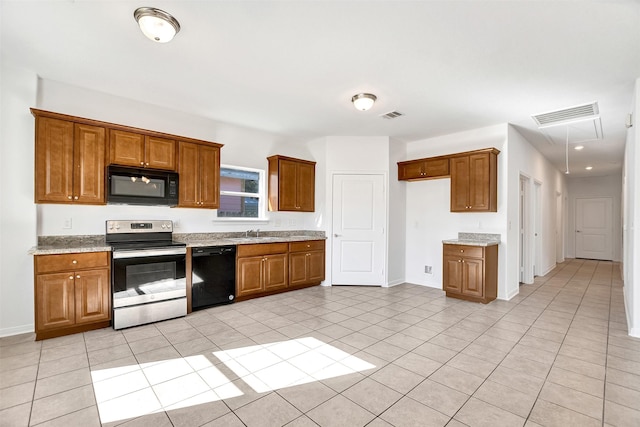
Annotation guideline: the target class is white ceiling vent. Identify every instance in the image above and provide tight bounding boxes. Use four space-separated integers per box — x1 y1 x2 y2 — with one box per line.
532 102 599 128
380 111 403 119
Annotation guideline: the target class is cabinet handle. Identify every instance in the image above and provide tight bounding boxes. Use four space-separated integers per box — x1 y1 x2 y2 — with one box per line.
460 250 463 253
76 275 81 279
72 260 78 264
306 253 310 256
69 275 74 280
140 162 145 166
145 162 149 166
67 196 72 200
74 196 79 200
458 259 462 263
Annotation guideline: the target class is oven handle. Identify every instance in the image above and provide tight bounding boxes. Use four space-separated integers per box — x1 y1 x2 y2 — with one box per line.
112 247 187 259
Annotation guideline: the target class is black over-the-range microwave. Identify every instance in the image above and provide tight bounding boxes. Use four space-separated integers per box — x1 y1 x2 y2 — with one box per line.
107 165 179 206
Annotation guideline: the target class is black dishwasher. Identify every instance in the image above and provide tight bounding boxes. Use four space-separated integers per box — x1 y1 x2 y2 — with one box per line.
191 245 236 311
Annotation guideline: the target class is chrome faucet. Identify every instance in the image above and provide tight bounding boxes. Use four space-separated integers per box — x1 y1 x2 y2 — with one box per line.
245 229 254 237
245 229 260 237
255 229 260 237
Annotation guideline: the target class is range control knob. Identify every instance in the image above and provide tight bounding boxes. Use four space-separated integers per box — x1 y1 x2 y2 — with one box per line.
165 222 172 229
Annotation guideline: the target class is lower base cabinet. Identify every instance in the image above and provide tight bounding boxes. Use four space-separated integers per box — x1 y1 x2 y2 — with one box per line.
443 244 497 304
236 240 325 300
34 252 111 340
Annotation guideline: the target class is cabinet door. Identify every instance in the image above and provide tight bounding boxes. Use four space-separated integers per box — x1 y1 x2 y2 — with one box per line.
462 258 484 298
398 161 425 180
109 130 145 167
450 156 470 212
468 153 491 211
74 268 110 325
263 254 288 291
74 124 106 204
36 273 76 331
35 117 74 203
289 252 309 286
296 162 315 212
178 141 200 207
443 256 463 294
278 159 298 211
237 256 264 297
425 158 449 178
146 136 176 170
307 250 325 283
199 144 220 208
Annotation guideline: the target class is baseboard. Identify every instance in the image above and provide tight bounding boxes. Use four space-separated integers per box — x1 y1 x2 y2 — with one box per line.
384 278 405 288
540 263 556 277
0 323 34 338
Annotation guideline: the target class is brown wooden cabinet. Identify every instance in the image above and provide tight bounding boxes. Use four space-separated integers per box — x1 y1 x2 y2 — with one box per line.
450 148 499 212
289 240 325 287
267 155 316 212
34 252 111 340
236 243 289 298
109 130 176 170
178 141 221 208
398 157 449 181
443 244 497 303
35 116 106 204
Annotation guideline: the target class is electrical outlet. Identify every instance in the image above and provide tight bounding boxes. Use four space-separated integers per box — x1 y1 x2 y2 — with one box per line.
425 265 432 274
289 218 297 227
275 219 282 227
63 218 72 229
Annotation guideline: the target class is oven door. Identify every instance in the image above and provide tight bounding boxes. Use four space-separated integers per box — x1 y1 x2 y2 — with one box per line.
112 247 186 308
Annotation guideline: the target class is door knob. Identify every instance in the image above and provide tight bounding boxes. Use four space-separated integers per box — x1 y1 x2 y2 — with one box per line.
334 234 342 237
576 230 581 233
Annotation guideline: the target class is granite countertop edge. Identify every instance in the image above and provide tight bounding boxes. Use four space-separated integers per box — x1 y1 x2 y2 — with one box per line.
441 239 499 247
30 232 327 255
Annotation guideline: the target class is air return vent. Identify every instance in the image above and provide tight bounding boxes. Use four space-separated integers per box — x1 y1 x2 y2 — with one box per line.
532 102 599 128
380 111 403 119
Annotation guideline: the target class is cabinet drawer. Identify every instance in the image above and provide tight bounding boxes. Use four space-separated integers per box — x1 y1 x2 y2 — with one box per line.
237 242 289 257
443 245 484 258
36 252 109 274
289 240 325 253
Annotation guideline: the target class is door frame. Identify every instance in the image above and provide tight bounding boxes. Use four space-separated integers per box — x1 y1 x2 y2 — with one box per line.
519 174 534 284
534 180 542 276
327 171 388 287
556 191 565 263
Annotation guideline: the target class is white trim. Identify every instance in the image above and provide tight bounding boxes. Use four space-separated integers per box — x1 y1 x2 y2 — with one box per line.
217 164 267 221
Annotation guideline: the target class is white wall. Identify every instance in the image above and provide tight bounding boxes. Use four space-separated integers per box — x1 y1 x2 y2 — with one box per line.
404 125 510 298
35 79 324 236
507 126 567 289
623 77 639 337
566 175 622 261
388 139 407 286
0 63 39 336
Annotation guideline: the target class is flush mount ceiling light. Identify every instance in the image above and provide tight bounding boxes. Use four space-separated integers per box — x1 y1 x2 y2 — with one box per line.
351 93 377 111
574 145 584 150
134 7 180 43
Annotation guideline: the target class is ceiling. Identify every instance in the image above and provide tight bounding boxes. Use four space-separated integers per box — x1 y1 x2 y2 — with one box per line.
2 1 639 178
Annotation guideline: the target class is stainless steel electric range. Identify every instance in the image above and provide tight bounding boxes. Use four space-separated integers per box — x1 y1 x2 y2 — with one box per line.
106 220 187 330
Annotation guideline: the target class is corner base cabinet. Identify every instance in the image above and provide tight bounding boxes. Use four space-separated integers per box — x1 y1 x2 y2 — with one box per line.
443 244 497 304
34 252 111 340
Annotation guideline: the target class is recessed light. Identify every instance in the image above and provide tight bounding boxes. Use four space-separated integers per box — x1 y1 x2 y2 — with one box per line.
574 145 584 150
585 166 593 170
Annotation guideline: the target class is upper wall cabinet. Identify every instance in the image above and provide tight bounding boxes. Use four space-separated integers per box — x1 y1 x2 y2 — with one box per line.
398 157 449 181
109 130 176 171
450 148 499 212
267 155 316 212
34 114 106 204
178 141 222 209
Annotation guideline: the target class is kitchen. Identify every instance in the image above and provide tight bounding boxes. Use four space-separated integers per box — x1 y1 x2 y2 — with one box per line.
1 2 640 425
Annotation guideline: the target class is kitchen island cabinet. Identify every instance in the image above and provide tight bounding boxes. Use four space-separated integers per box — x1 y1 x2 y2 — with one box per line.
34 114 106 204
34 251 111 340
178 141 222 208
450 148 499 212
267 155 316 212
443 243 497 303
109 130 176 171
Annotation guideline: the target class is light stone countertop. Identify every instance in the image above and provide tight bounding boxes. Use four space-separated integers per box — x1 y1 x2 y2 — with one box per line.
29 231 326 255
442 232 501 247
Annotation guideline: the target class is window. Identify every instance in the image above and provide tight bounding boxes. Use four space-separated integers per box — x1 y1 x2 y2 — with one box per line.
217 165 266 219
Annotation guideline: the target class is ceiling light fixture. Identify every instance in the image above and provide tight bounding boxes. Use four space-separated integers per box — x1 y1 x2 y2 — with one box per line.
574 145 584 150
134 7 180 43
351 93 377 111
585 166 593 170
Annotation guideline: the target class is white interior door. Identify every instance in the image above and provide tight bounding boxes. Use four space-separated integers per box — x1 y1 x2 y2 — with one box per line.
575 197 613 260
332 174 385 286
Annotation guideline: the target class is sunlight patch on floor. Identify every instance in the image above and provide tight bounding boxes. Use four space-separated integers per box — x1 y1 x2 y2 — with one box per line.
91 337 375 423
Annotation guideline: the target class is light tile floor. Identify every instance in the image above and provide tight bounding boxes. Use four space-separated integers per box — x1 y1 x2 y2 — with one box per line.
1 259 640 426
